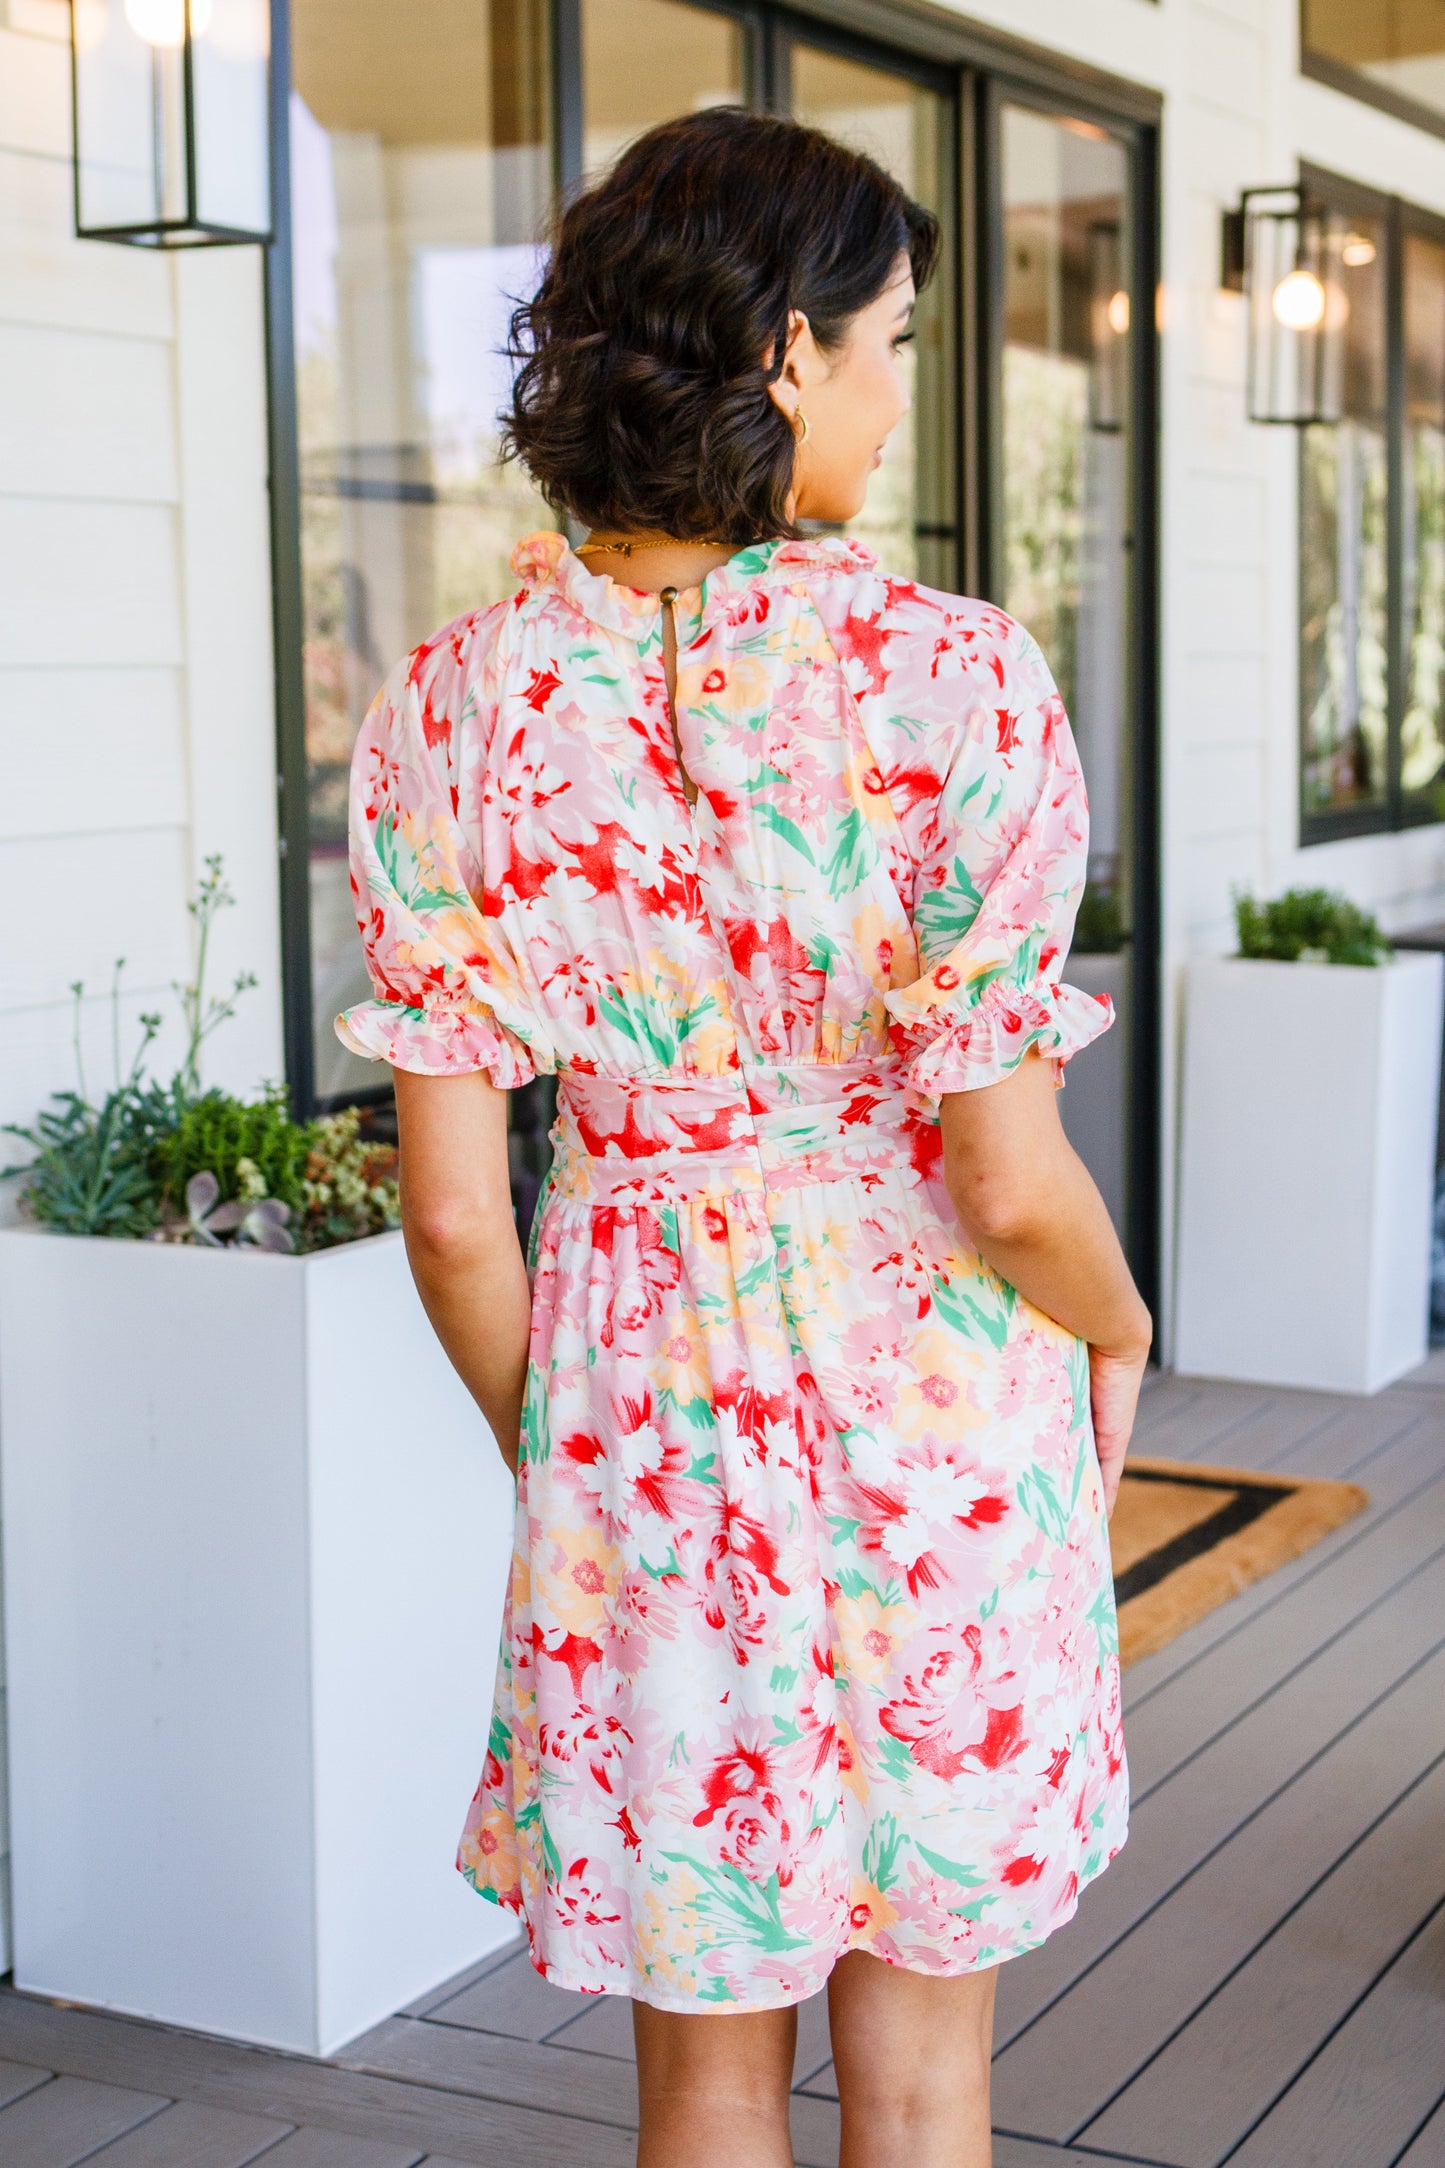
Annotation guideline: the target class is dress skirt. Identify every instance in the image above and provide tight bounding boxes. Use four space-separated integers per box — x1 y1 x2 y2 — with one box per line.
457 1059 1128 2011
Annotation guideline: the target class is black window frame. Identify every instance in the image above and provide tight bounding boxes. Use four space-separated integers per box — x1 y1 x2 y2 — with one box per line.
1298 161 1445 847
262 0 1162 1317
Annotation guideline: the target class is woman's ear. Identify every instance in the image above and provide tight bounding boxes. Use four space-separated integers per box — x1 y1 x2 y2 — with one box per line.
765 308 817 423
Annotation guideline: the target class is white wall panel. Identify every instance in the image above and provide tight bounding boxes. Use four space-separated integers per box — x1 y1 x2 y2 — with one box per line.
1175 471 1268 567
0 500 182 666
0 26 68 158
0 324 179 502
0 153 173 339
1180 9 1263 119
0 825 192 1010
0 668 188 840
1180 741 1267 838
1176 654 1268 749
172 246 284 1096
1168 99 1266 199
1179 565 1268 653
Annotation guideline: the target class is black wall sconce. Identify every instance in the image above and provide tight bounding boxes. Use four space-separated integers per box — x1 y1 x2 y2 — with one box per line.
70 0 271 246
1221 183 1345 425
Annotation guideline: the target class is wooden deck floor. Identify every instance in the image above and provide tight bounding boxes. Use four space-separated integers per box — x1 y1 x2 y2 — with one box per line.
1 1365 1443 2167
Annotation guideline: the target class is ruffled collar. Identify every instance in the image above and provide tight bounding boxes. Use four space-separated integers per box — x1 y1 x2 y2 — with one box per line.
509 529 875 642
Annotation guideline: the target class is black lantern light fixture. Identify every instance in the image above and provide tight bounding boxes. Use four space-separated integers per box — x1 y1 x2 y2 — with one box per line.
69 0 271 247
1221 183 1355 425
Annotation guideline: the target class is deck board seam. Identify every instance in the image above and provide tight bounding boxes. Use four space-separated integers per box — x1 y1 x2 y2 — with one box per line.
1063 1762 1445 2151
991 2123 1180 2164
993 1650 1445 2060
1388 2079 1445 2168
1212 1892 1445 2168
0 1992 636 2161
1132 1560 1445 1807
1246 1401 1398 1472
1126 1508 1445 1760
336 2034 638 2135
1125 1420 1436 1710
42 2087 175 2167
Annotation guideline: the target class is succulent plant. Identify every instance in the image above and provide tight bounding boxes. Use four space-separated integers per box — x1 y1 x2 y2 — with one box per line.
153 1170 295 1254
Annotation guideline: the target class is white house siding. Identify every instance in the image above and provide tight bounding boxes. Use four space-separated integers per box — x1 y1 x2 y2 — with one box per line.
0 0 283 1968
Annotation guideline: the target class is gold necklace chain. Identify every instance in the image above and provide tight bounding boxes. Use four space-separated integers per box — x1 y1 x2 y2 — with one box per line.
575 534 736 558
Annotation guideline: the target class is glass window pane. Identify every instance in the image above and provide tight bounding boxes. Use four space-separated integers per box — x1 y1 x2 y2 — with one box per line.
999 103 1132 1235
1300 208 1388 821
1403 228 1445 817
582 0 744 179
1000 108 1130 892
1303 0 1445 128
790 47 956 588
290 0 553 1100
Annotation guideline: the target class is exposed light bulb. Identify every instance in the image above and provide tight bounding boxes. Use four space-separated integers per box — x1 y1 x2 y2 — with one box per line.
1272 268 1326 332
124 0 213 47
1106 289 1130 336
1341 234 1376 268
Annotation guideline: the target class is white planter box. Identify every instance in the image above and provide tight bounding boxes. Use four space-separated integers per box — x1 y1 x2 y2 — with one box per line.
1175 953 1445 1394
0 1227 519 2054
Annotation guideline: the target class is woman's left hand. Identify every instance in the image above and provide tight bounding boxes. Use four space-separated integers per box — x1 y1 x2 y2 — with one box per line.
1089 1342 1149 1517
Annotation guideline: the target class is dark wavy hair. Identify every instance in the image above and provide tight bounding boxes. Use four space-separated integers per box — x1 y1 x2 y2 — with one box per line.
501 107 940 543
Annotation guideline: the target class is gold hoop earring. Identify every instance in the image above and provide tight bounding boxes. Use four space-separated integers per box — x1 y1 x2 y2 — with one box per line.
794 408 810 444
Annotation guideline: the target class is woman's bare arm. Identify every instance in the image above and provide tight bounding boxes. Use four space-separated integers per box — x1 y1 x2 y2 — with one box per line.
939 1048 1152 1511
392 1068 532 1475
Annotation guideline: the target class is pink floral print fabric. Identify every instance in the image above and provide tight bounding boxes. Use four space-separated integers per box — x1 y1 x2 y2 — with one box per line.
339 531 1127 2010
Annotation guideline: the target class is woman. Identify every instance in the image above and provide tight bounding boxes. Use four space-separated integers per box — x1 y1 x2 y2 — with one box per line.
339 107 1150 2168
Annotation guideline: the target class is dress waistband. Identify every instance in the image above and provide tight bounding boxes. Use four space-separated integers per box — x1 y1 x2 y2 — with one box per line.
547 1060 938 1206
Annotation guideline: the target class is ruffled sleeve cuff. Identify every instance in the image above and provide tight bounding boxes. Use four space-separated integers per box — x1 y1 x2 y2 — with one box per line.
335 995 538 1087
886 974 1113 1108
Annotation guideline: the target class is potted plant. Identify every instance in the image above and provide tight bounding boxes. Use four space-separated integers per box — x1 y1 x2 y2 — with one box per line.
0 864 518 2054
1175 887 1444 1393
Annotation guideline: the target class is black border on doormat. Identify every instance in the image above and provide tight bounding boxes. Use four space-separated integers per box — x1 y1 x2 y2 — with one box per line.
1111 1465 1294 1606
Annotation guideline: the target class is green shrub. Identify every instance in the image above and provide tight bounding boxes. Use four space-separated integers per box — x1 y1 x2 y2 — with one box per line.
154 1083 310 1217
1233 886 1391 967
4 859 395 1253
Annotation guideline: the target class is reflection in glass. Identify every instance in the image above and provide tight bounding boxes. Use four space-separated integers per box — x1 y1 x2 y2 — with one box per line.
1000 104 1132 1235
1001 108 1129 901
1302 0 1445 129
1300 210 1388 819
1403 229 1445 818
581 0 743 179
290 0 553 1098
791 46 956 588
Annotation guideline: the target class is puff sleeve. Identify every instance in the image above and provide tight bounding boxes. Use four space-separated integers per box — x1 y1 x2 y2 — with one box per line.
334 616 538 1086
883 620 1112 1108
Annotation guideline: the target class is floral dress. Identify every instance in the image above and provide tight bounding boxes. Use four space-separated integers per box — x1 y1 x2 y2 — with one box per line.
338 530 1128 2012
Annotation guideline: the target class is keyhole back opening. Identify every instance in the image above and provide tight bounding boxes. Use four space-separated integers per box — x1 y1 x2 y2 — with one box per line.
659 588 699 811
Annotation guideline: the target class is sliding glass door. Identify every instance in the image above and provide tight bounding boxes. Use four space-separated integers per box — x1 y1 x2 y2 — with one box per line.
990 97 1147 1256
287 0 554 1102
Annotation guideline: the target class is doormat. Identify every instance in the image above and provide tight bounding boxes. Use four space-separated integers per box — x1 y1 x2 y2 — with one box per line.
1112 1455 1369 1667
